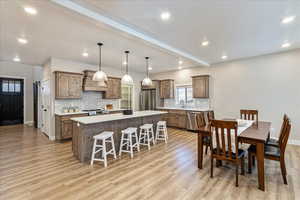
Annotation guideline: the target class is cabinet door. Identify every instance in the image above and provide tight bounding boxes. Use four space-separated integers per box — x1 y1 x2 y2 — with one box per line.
104 78 121 99
68 75 83 98
56 73 70 98
177 114 187 129
61 120 73 139
193 76 209 98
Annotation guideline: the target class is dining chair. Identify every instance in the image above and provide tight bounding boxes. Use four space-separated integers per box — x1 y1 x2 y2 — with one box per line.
248 116 291 184
267 114 288 147
196 112 211 154
240 109 258 126
207 110 215 122
210 120 246 187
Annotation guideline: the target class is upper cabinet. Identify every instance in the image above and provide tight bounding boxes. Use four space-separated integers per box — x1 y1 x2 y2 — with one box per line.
103 77 121 99
192 75 209 98
160 79 174 99
55 71 83 99
82 70 107 92
141 80 159 90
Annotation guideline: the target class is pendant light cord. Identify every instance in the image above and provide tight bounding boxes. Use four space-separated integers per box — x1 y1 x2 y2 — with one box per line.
98 43 103 71
145 57 149 77
125 51 129 74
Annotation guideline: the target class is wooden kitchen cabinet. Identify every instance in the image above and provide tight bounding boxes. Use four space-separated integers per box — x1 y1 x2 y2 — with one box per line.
55 114 87 140
55 71 83 99
159 79 174 99
104 77 121 99
158 109 187 129
192 75 209 98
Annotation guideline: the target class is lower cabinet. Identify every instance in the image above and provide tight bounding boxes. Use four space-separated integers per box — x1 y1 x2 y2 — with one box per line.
159 109 187 129
55 114 87 140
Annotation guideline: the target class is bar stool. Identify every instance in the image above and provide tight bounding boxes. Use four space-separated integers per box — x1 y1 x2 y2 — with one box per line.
119 127 140 158
139 124 155 150
156 121 168 143
90 131 117 167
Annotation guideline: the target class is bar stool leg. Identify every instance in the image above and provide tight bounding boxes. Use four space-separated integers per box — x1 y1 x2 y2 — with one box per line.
111 136 117 159
103 138 107 168
119 132 124 157
151 127 156 145
91 139 97 165
135 130 140 152
146 130 151 150
129 134 134 158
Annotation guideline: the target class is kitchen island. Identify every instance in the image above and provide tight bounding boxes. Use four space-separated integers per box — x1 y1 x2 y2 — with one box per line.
71 110 167 163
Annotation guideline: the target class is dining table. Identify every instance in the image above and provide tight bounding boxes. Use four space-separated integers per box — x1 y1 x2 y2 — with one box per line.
197 121 271 191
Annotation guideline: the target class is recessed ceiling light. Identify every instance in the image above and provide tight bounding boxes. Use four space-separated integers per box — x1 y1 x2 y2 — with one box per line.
82 52 88 57
24 7 37 15
281 16 296 24
148 67 152 71
222 55 228 60
281 42 291 48
161 12 171 21
178 66 182 70
18 38 28 44
123 61 127 65
13 56 20 62
201 41 210 46
178 60 183 65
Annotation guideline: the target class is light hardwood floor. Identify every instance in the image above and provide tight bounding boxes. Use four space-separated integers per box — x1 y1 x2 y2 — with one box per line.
0 125 299 200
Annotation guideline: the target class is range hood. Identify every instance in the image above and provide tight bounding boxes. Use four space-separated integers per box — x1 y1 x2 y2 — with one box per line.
83 70 107 92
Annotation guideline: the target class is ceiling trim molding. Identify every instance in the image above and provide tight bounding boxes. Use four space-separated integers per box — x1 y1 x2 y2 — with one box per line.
50 0 210 66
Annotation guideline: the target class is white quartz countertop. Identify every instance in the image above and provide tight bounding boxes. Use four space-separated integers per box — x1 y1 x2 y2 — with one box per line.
71 110 168 125
156 107 211 112
55 109 125 116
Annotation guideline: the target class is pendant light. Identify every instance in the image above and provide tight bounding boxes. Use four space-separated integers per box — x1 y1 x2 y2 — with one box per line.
121 50 133 85
142 57 152 86
93 42 108 86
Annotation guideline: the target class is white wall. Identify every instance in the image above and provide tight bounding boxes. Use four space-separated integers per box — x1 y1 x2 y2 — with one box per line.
151 49 300 143
0 61 43 124
44 57 145 140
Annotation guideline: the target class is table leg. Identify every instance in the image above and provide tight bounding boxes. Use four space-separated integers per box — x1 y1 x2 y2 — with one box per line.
256 142 265 191
198 133 203 169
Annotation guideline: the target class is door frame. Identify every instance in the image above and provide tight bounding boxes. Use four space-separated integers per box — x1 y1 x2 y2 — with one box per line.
0 75 26 124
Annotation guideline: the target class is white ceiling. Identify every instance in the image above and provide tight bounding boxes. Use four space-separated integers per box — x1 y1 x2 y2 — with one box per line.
74 0 300 63
1 0 299 74
0 0 197 73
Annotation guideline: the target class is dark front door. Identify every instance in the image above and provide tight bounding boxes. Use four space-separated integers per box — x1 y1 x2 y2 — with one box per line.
0 78 24 125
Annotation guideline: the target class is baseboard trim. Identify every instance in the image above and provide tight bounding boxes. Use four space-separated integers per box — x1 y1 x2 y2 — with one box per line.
270 137 300 146
24 121 34 126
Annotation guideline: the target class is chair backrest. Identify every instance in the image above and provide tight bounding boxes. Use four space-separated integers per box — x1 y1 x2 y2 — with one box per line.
196 112 206 129
210 120 239 161
207 110 215 122
278 114 288 142
240 109 258 125
279 116 291 154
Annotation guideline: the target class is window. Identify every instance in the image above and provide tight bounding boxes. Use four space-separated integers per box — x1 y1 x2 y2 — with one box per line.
1 79 22 93
121 84 133 109
176 85 193 104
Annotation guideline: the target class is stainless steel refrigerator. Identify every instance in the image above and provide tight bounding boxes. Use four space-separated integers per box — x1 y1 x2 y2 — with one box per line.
140 89 156 110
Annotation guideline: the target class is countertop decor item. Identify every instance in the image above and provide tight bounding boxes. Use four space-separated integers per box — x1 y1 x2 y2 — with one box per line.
142 57 152 87
121 50 133 85
92 43 108 86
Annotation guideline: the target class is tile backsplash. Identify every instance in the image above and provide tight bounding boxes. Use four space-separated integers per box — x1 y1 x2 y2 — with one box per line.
55 92 120 113
163 98 210 109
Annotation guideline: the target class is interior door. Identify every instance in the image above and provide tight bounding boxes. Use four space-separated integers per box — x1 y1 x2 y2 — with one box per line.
41 80 50 136
0 78 24 125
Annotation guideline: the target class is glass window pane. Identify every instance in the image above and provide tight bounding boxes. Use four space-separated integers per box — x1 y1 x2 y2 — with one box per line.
186 87 193 104
2 80 9 92
121 84 133 109
176 87 186 104
9 80 15 92
15 81 21 92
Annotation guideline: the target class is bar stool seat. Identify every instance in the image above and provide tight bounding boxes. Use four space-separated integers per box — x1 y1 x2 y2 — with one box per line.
119 127 140 158
139 124 155 150
91 131 117 167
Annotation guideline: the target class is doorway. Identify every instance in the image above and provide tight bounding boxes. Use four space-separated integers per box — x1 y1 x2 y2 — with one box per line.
41 80 51 137
0 77 24 126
